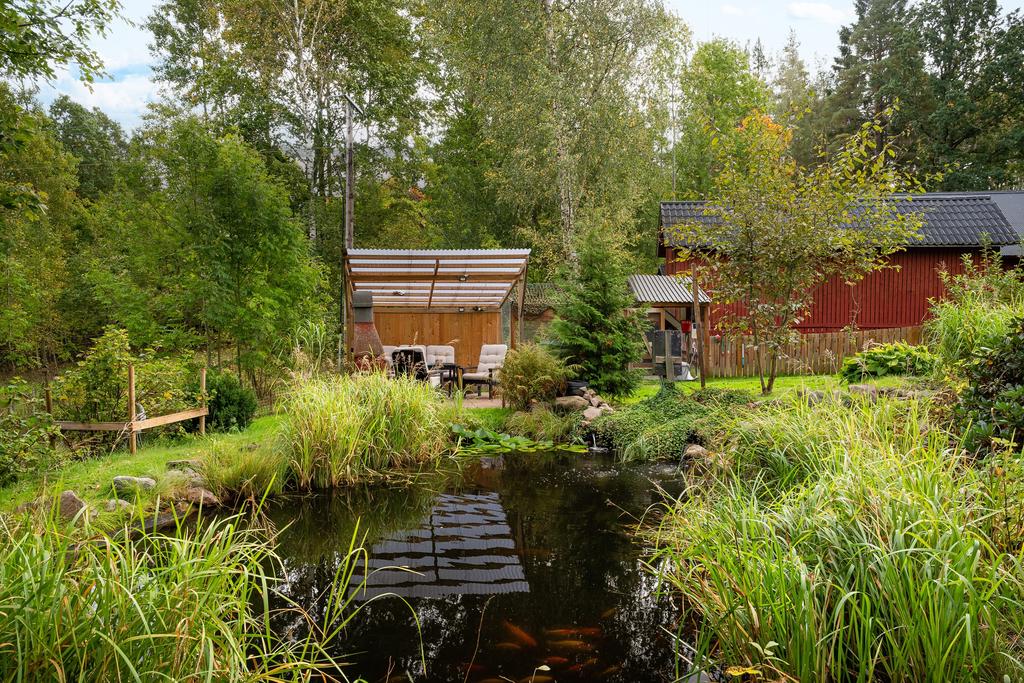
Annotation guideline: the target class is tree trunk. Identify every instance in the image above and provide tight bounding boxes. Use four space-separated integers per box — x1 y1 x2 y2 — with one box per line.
541 0 576 264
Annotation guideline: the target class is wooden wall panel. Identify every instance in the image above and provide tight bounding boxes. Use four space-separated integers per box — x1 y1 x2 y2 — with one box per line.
668 247 980 333
373 311 503 367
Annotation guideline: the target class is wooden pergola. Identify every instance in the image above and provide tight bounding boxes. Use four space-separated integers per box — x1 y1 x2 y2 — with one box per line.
344 249 531 366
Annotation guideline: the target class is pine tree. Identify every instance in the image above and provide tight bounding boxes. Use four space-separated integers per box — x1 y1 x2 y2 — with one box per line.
548 230 649 397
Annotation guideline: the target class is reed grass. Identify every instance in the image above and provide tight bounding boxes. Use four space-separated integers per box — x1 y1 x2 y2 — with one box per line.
280 373 458 489
650 396 1024 682
0 510 370 681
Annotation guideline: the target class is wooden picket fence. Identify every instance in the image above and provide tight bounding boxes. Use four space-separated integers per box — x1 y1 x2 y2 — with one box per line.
705 326 923 378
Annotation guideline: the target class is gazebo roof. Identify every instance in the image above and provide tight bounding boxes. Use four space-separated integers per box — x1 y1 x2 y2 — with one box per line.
346 248 531 311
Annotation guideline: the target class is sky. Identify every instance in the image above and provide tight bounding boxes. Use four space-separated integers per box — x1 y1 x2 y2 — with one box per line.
34 0 1024 130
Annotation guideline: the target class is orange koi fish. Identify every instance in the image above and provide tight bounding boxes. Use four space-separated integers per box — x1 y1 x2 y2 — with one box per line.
598 664 622 678
575 627 603 638
542 656 570 666
518 677 554 683
548 639 594 652
543 628 577 638
503 620 539 649
600 607 618 619
493 641 522 653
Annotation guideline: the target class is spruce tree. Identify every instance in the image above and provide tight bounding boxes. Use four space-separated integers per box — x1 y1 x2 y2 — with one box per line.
548 230 649 397
825 0 929 155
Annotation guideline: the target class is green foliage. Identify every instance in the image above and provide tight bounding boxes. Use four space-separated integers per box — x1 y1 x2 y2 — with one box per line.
504 406 582 444
0 512 377 680
548 230 649 396
671 109 924 394
651 397 1024 682
280 373 457 489
451 424 562 453
51 328 198 425
926 251 1024 370
0 379 56 485
498 343 571 411
592 387 751 460
839 341 936 383
955 316 1024 454
201 370 257 432
0 0 119 83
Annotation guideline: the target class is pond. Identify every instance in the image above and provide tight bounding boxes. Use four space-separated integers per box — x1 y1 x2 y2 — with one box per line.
266 453 688 682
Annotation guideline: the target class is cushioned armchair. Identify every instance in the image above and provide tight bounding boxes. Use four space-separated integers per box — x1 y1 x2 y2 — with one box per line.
462 344 508 398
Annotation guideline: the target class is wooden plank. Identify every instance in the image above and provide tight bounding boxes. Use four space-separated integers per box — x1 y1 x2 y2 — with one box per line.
57 421 132 432
134 407 209 432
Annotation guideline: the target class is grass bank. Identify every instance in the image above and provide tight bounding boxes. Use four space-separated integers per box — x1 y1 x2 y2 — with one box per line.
649 395 1024 681
0 511 369 680
620 374 909 404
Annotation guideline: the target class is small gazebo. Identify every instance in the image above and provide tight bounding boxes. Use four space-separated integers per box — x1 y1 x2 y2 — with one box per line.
344 248 531 367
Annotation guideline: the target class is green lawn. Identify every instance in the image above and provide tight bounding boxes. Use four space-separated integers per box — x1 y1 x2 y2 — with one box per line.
619 373 911 404
0 416 283 512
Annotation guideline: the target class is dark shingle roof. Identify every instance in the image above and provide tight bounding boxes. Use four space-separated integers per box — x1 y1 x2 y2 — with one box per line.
660 195 1019 248
628 274 711 304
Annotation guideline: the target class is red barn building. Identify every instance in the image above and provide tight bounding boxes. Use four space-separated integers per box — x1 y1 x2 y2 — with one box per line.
659 194 1021 333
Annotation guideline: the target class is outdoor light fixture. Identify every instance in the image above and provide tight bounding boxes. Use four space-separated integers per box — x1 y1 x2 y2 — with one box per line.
458 307 466 312
458 274 469 282
392 290 404 296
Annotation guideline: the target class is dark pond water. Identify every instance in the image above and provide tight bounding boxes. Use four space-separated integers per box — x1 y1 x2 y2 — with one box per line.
266 453 688 683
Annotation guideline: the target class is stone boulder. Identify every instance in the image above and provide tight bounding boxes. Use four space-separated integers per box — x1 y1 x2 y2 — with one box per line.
112 476 156 497
582 406 603 422
684 444 709 460
554 395 590 411
848 384 879 402
797 389 826 406
58 490 87 521
180 487 220 507
105 498 132 513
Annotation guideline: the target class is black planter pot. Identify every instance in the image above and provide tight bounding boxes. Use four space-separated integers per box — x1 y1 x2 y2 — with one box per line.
565 380 589 397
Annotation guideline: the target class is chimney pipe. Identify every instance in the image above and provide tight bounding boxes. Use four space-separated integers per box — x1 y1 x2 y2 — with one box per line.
351 292 386 372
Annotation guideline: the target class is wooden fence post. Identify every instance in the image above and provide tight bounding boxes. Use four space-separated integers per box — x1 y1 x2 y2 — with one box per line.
44 383 56 449
128 364 137 455
199 367 207 436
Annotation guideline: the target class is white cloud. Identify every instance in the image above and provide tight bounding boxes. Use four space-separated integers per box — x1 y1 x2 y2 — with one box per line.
38 71 160 130
786 1 853 25
720 3 747 16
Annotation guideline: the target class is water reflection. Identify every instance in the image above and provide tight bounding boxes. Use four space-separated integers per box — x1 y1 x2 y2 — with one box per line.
267 453 687 682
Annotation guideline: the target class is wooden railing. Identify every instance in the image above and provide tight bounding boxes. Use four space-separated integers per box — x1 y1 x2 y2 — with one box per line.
47 366 208 454
704 326 923 378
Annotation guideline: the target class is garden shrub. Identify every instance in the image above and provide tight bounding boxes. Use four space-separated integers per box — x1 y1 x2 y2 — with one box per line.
51 328 199 424
838 341 936 383
592 387 751 460
547 228 649 396
198 370 258 432
0 379 57 485
955 315 1024 453
498 343 571 411
505 406 582 443
925 250 1024 370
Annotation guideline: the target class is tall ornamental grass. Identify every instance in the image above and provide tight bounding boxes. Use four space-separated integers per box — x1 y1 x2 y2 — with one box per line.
650 396 1024 682
925 250 1024 369
0 512 369 681
281 373 456 489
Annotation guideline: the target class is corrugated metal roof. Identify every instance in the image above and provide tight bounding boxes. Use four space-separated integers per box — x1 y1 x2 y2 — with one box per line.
346 248 530 310
628 274 711 304
660 195 1019 248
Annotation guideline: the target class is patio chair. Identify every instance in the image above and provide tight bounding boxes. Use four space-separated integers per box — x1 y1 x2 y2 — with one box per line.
462 344 507 398
392 345 428 381
425 345 457 391
381 345 397 374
